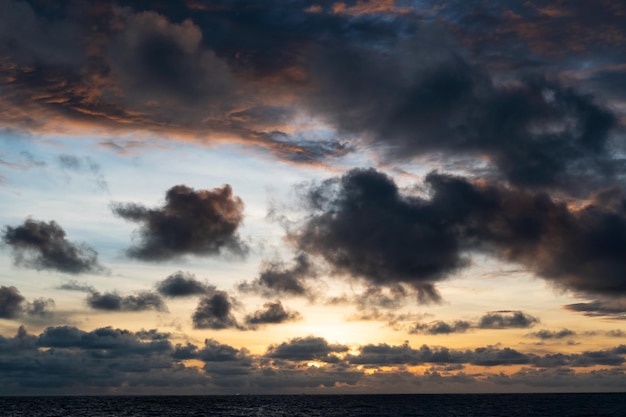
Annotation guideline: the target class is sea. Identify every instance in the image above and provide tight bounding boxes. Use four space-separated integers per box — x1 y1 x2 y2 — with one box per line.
0 393 624 417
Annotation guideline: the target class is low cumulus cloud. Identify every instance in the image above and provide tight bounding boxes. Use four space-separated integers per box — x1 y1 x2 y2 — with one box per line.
266 336 349 363
244 301 301 328
0 325 626 394
112 184 247 261
156 271 213 297
2 218 104 274
290 168 626 302
86 291 167 312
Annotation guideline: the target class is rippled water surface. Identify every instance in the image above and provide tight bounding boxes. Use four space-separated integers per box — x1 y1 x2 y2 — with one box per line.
1 393 625 416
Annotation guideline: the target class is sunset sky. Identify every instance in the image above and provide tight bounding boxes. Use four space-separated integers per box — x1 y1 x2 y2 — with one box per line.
1 0 626 394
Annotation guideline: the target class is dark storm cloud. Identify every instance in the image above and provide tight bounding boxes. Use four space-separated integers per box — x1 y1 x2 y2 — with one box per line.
1 0 623 179
192 291 241 329
0 286 25 319
266 336 349 362
293 168 626 299
112 184 247 261
0 0 354 164
0 0 239 135
156 271 213 297
244 301 301 327
478 311 540 329
2 218 104 274
238 254 314 297
306 31 619 191
86 291 167 312
528 329 576 340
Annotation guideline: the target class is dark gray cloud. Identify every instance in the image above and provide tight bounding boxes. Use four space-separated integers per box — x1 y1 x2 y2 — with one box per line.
293 169 464 302
156 271 212 297
244 301 301 327
112 184 247 261
0 286 25 319
292 168 626 300
528 329 576 340
478 311 540 329
266 336 348 362
192 291 241 330
86 291 167 312
2 218 104 274
238 254 314 297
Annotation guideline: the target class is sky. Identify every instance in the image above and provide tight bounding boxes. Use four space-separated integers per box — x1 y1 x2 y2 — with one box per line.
1 0 626 395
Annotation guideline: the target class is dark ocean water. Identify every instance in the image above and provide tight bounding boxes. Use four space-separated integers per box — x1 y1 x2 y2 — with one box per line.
0 393 624 417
